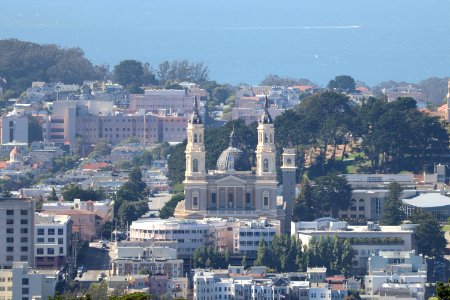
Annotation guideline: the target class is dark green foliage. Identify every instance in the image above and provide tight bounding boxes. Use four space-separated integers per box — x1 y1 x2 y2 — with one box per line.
117 200 149 224
436 281 450 300
260 74 314 87
292 175 352 220
113 60 148 93
254 235 304 273
292 180 316 222
410 210 446 257
328 75 356 93
48 187 58 201
60 184 105 202
358 97 448 173
314 174 352 218
167 141 187 184
157 60 209 84
159 193 185 219
0 39 99 97
193 246 229 269
52 155 80 173
303 236 354 276
212 86 231 104
116 168 147 202
89 139 111 159
381 182 405 225
204 120 257 171
28 117 43 144
109 293 152 300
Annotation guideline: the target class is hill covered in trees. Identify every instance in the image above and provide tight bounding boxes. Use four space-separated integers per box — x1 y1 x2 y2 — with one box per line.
0 39 104 97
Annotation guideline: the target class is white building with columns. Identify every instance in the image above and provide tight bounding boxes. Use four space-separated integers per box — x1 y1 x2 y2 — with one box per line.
174 96 295 233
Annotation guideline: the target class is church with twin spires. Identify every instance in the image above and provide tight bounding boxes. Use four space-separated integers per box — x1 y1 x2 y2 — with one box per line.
174 96 297 233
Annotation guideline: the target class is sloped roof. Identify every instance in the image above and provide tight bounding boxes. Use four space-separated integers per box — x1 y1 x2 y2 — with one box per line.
402 193 450 208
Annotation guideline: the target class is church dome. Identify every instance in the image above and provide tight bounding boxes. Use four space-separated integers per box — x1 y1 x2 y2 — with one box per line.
216 130 251 172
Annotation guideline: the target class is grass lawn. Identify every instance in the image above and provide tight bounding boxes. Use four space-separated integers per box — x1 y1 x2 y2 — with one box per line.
442 225 450 232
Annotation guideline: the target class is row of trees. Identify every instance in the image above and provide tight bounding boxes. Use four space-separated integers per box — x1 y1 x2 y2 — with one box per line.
293 175 353 221
275 93 449 174
254 235 354 276
193 246 230 269
0 39 103 97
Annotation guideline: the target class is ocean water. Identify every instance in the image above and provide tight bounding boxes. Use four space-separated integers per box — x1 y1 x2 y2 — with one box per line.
0 0 449 86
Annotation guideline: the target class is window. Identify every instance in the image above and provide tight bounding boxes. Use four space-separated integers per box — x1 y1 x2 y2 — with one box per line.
58 228 64 235
37 248 44 255
58 238 64 245
6 219 14 225
194 134 198 143
22 288 29 295
6 237 13 243
48 238 55 243
37 229 45 235
48 228 55 235
245 192 251 208
20 219 28 225
359 206 365 211
263 192 269 208
6 247 13 252
228 192 234 208
59 247 64 254
22 278 29 285
286 158 292 165
263 159 269 172
211 193 217 208
193 159 198 172
21 237 28 243
20 228 28 234
192 192 199 208
20 210 28 216
47 248 55 255
6 210 13 216
37 238 44 243
6 228 13 234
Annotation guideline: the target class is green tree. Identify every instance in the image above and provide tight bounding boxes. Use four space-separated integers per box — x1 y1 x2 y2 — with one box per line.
381 182 405 225
86 281 108 300
293 180 316 221
159 193 185 219
89 139 111 158
212 86 230 104
48 187 58 201
28 117 43 144
116 168 147 202
410 210 446 257
436 281 450 300
61 184 104 202
254 238 271 267
113 60 144 92
328 75 356 93
314 174 352 218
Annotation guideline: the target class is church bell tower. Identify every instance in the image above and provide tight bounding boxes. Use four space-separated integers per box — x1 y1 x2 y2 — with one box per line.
281 140 297 234
256 95 276 176
185 97 205 177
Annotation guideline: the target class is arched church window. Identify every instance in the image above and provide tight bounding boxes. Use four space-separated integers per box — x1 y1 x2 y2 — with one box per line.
287 158 292 165
199 134 202 143
263 159 269 172
193 159 198 172
264 134 268 143
194 134 198 143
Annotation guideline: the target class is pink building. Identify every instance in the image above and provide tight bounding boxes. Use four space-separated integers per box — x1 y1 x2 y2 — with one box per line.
130 90 196 114
41 209 101 241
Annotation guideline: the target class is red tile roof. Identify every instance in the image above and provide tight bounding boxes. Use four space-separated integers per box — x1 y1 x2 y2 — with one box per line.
82 162 110 171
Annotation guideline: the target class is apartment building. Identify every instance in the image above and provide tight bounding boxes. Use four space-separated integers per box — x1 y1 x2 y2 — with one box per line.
0 197 35 269
0 114 28 145
194 267 349 300
111 241 183 277
34 213 72 268
365 251 427 300
129 89 196 114
129 217 281 258
12 262 58 300
292 219 417 274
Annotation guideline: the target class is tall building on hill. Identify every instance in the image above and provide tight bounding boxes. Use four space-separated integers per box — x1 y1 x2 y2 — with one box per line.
174 96 295 233
0 197 35 269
